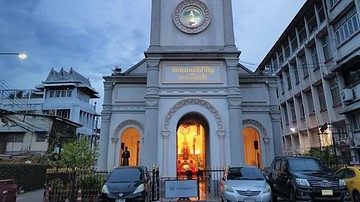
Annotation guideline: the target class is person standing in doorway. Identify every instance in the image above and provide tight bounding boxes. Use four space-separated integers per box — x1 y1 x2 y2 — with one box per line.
122 146 130 166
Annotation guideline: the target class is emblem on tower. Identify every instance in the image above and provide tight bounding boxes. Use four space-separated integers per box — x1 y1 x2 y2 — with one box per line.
173 0 211 34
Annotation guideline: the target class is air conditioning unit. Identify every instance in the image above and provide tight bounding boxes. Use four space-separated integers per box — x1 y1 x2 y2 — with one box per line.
354 84 360 99
341 88 353 102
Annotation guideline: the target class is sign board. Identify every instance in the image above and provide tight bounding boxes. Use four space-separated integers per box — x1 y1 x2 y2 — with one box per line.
164 180 198 198
161 62 225 84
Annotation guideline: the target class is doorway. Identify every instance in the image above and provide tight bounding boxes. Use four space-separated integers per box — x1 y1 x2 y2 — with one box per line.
176 113 209 179
120 127 140 166
243 127 262 169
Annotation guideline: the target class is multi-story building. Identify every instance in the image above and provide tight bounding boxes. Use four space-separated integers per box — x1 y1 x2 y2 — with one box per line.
0 68 99 155
258 0 360 164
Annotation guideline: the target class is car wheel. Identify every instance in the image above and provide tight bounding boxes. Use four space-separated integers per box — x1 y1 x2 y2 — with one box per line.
353 190 360 202
289 188 296 202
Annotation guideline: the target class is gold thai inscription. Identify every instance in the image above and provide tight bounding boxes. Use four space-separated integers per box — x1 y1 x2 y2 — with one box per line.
171 66 215 81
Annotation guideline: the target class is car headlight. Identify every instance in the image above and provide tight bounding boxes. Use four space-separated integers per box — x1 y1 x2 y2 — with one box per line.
224 184 234 193
295 178 310 186
339 179 346 187
263 184 271 193
134 183 145 194
101 184 109 194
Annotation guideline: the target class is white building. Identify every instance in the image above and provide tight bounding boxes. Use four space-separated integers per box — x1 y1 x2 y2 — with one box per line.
0 68 99 155
98 0 282 176
258 0 360 163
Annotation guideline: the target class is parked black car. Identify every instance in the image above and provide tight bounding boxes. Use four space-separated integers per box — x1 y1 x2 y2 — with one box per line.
264 156 351 201
101 166 152 202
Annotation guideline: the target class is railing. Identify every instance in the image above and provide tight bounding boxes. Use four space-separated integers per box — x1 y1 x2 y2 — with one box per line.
44 168 110 202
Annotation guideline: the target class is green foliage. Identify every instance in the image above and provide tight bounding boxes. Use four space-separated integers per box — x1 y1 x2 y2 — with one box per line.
0 162 50 192
50 136 97 169
77 173 106 192
304 147 346 170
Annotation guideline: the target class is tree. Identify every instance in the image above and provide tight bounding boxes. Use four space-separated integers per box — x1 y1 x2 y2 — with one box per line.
50 136 97 169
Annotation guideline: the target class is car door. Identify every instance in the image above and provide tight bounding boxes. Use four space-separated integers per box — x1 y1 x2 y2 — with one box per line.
272 158 283 194
277 159 289 197
336 168 358 199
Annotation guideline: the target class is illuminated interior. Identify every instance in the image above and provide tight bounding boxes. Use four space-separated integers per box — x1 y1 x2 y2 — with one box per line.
177 121 206 177
243 127 262 169
120 127 140 166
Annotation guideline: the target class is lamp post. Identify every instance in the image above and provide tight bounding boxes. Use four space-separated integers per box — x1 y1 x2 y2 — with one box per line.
0 52 28 60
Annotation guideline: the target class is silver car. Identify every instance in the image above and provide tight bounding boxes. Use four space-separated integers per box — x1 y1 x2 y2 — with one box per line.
220 165 272 202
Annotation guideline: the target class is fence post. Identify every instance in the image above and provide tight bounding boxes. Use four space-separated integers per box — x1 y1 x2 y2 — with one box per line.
42 187 50 202
152 166 155 201
156 166 159 200
76 189 82 202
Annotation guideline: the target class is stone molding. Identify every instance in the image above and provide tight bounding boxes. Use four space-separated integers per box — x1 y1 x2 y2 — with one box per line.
164 98 223 130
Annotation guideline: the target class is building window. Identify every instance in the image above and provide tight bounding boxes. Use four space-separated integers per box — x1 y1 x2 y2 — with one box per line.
56 109 70 119
284 43 290 59
334 6 359 46
310 44 320 70
329 0 341 8
329 76 341 106
289 100 296 122
285 68 292 90
292 61 300 84
352 111 360 130
36 134 46 142
317 84 327 111
343 63 360 87
278 50 284 65
317 3 325 23
7 133 25 143
298 25 307 44
290 32 298 52
307 14 318 35
282 104 289 125
321 32 332 62
297 95 305 118
300 54 309 78
279 75 285 94
306 90 315 114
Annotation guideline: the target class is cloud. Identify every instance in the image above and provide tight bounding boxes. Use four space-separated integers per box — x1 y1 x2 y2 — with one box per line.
0 0 305 112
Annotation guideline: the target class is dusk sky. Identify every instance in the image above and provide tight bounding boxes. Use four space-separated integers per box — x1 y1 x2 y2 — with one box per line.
0 0 306 112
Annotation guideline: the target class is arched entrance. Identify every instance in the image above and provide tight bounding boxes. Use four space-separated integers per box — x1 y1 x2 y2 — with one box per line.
243 127 262 169
120 127 140 166
176 113 209 178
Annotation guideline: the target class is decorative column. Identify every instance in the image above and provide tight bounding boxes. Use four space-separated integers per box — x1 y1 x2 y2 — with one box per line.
223 0 236 49
141 59 160 168
162 130 170 176
111 137 119 168
217 130 226 167
148 0 161 50
268 81 282 156
263 136 271 166
226 58 244 165
98 81 113 170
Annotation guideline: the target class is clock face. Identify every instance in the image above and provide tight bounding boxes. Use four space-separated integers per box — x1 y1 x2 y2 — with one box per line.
173 0 211 34
180 6 203 27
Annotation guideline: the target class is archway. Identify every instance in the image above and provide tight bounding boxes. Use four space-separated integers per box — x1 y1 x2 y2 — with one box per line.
176 113 209 179
243 127 262 169
120 128 140 166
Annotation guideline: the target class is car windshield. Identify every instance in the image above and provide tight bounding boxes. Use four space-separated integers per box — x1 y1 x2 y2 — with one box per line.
107 168 142 183
288 158 328 171
227 167 264 180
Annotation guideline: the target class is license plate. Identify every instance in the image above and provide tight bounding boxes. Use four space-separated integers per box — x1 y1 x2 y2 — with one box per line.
244 199 255 202
115 199 125 202
322 189 333 196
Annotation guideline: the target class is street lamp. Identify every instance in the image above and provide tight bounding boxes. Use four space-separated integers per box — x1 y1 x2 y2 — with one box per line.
0 52 28 60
